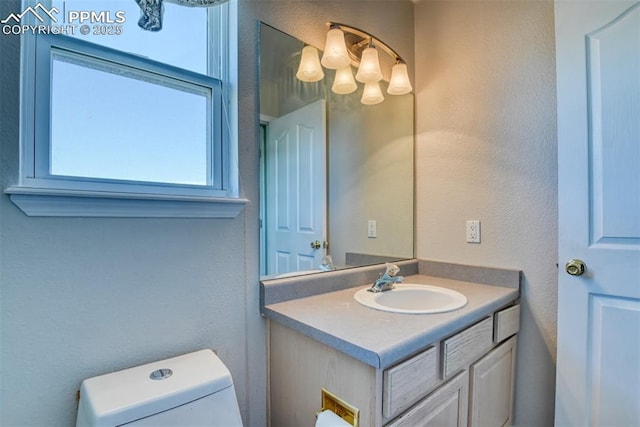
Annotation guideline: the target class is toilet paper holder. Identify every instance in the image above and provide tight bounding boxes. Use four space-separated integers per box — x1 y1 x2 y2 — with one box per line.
318 388 359 427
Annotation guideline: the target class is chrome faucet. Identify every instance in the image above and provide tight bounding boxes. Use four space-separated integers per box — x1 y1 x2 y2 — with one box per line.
368 263 404 293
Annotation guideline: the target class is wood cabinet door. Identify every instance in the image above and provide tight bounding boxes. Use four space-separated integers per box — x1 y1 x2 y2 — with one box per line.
387 371 468 427
468 336 517 427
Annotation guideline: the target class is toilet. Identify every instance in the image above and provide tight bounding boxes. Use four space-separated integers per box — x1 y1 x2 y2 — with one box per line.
76 349 243 426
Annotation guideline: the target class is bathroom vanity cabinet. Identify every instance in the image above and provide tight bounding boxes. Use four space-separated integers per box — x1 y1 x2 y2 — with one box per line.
268 303 520 427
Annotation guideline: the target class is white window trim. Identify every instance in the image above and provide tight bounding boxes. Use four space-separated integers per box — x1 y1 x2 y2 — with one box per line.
5 0 247 218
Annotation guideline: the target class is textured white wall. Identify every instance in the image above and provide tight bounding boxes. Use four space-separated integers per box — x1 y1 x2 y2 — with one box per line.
414 1 558 425
1 0 559 425
0 1 414 425
0 1 265 426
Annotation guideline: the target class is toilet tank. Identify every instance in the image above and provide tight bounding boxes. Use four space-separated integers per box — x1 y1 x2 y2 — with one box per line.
76 349 243 427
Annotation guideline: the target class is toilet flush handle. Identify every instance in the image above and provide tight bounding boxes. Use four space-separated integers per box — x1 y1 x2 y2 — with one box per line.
149 368 173 380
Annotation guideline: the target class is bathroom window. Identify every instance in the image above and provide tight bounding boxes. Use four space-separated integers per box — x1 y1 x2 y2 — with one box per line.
6 0 245 217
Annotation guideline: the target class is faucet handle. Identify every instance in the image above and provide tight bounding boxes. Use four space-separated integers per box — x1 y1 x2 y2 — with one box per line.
384 262 400 277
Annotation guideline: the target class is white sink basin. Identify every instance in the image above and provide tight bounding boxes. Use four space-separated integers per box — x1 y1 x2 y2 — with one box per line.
354 284 467 314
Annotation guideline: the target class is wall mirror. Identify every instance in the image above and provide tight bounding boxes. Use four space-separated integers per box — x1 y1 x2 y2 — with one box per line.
259 22 414 279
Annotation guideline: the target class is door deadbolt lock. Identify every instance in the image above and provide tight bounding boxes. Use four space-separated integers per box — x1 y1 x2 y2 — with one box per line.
565 259 586 276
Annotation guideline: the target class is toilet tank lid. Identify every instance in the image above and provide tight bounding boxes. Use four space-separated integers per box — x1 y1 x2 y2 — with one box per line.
78 349 234 426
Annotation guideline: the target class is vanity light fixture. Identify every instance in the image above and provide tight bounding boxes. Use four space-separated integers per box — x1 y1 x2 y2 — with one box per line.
361 81 385 105
387 62 413 95
296 22 412 104
321 26 351 69
355 43 383 83
331 65 358 94
296 45 324 82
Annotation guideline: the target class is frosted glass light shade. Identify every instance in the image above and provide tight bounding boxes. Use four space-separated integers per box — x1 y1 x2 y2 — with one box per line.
321 28 351 69
361 81 384 105
332 66 357 94
387 63 412 95
355 46 383 83
296 46 324 82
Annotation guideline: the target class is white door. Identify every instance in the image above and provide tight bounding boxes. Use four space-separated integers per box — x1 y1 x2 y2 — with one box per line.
555 2 640 426
264 100 327 276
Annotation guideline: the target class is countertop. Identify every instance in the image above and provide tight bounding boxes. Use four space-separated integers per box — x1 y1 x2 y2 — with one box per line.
262 273 519 369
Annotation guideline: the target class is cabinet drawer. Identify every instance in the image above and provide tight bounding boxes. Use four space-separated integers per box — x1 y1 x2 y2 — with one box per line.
383 345 438 418
386 371 469 427
494 304 520 343
442 317 493 378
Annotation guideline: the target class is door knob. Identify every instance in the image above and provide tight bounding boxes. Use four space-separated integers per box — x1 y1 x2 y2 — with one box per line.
565 259 586 276
310 240 321 250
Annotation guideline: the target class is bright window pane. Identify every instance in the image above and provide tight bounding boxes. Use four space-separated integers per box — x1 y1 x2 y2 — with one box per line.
51 0 208 75
50 50 211 185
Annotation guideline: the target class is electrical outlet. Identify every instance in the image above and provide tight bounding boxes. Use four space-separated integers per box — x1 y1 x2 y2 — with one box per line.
368 220 377 238
466 220 481 243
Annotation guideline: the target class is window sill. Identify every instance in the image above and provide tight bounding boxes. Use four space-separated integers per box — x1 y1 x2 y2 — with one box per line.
4 186 249 218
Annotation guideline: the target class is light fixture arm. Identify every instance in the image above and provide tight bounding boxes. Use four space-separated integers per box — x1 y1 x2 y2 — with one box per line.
327 22 406 65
